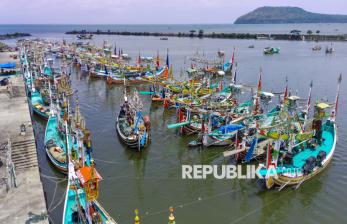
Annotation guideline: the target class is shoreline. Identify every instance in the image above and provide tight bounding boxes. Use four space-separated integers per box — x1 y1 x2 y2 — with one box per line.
66 30 347 41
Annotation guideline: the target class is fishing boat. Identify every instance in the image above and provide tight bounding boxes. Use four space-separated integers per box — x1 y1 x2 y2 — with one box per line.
116 93 151 150
261 103 336 190
89 66 111 79
259 75 341 190
62 161 117 224
106 66 168 85
45 96 91 173
42 64 53 77
31 90 50 119
203 123 245 147
56 73 74 96
77 33 93 40
325 43 335 54
264 47 280 55
44 112 68 173
61 96 116 223
312 45 321 51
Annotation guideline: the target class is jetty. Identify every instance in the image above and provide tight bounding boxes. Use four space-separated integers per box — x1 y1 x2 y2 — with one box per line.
66 30 347 42
0 33 31 41
0 53 47 223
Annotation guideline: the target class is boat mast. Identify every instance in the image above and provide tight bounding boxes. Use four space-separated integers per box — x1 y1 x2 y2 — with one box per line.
253 68 262 115
303 81 313 130
332 73 342 121
64 99 70 172
48 79 54 116
230 47 235 78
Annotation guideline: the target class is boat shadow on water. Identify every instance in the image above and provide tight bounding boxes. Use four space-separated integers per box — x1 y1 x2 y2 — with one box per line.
253 173 323 223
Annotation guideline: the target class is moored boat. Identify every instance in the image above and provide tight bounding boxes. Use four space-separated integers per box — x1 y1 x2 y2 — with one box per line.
259 75 342 190
116 93 151 150
63 161 117 223
264 47 280 55
31 90 50 119
44 113 68 173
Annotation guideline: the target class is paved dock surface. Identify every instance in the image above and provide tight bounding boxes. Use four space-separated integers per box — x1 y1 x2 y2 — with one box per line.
0 71 48 223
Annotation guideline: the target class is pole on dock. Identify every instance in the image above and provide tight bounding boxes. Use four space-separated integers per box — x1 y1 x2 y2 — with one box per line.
168 207 175 224
134 209 140 224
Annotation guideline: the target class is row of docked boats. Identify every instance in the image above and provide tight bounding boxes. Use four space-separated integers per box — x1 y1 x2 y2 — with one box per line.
20 39 117 223
73 43 235 83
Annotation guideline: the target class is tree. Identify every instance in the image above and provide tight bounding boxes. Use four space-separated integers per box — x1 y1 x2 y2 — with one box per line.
316 30 320 34
189 30 196 37
307 30 313 35
198 29 204 38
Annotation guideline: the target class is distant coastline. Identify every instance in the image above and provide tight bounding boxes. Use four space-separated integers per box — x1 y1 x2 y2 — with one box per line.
234 6 347 24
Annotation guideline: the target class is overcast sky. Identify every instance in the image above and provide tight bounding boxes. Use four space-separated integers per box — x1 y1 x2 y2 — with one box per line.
0 0 346 24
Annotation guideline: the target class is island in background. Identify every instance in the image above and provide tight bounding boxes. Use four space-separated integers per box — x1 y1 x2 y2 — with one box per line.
234 6 347 24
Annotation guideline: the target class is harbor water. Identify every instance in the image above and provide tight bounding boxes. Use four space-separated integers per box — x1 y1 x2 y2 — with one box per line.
2 25 347 223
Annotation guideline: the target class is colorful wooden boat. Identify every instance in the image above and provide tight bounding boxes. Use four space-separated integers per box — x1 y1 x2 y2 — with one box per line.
63 161 117 223
116 95 150 150
31 91 50 119
258 75 341 190
264 47 280 55
44 114 68 173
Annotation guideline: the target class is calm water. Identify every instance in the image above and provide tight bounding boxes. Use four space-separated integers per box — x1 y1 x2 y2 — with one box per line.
3 25 347 223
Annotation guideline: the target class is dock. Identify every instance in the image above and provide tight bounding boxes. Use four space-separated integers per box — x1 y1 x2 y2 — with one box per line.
0 53 48 223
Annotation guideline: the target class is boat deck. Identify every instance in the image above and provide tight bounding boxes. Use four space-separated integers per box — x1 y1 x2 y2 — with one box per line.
293 127 334 168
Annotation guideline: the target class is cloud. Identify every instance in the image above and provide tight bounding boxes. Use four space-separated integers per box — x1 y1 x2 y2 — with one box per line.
0 0 346 24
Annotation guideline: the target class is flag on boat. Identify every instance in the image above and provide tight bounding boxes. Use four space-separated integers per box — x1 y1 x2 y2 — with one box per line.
233 62 237 84
231 51 235 65
283 76 289 105
219 124 244 134
307 80 313 112
137 52 141 65
334 73 342 116
166 48 170 67
245 137 257 162
229 49 235 66
266 143 272 168
257 70 262 97
156 50 160 68
104 65 108 74
169 65 173 80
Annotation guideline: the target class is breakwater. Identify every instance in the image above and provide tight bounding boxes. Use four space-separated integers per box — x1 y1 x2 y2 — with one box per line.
0 33 31 40
66 30 347 41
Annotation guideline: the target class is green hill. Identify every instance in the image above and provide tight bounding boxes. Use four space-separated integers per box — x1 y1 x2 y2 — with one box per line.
234 6 347 24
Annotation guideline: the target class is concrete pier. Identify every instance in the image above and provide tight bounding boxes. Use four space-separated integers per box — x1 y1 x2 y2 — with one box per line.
0 53 48 223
